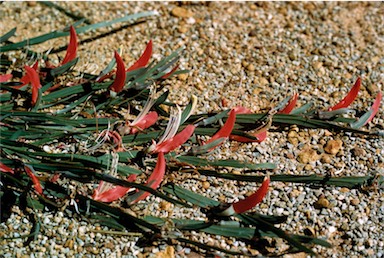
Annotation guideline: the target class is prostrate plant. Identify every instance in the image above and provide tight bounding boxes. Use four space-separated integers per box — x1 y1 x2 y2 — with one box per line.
0 12 382 256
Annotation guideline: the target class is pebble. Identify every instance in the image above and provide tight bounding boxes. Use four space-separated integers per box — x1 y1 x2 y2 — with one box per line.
297 146 319 164
202 181 210 189
177 73 188 81
352 147 366 157
324 139 343 155
171 7 194 18
350 198 360 206
314 196 330 209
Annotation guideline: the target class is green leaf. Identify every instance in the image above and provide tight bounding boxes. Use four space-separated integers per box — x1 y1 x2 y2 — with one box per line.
162 184 220 208
0 27 17 43
89 215 126 231
290 102 313 115
350 110 373 129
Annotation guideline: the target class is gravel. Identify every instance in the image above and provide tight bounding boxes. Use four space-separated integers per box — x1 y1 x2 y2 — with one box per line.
1 1 383 257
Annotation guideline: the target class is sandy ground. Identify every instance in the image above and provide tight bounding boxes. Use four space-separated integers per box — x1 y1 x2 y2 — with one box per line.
1 2 383 257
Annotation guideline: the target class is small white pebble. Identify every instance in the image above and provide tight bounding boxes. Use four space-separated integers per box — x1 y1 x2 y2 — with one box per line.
328 226 337 234
43 145 51 153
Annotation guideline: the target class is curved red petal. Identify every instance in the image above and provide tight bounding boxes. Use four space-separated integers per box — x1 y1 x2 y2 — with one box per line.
232 176 270 214
126 40 152 72
0 74 13 82
205 109 236 145
131 152 166 203
279 92 298 114
32 60 39 70
328 77 361 111
93 174 137 202
154 124 196 153
25 65 41 106
364 91 382 126
94 185 131 202
130 111 158 134
109 51 126 93
0 162 14 174
61 26 78 65
18 61 39 87
24 165 43 195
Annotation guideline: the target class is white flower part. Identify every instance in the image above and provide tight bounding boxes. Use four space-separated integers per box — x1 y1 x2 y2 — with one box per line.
110 90 117 98
95 152 119 194
130 87 157 127
216 205 236 217
86 122 112 153
157 105 182 144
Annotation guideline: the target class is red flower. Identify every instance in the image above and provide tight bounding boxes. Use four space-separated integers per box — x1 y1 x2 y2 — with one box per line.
328 77 361 111
24 165 43 195
0 74 12 82
151 124 196 154
97 40 153 83
203 109 236 150
10 61 39 90
149 106 195 154
122 90 158 134
24 65 41 106
109 51 126 94
126 40 152 72
0 162 14 174
129 111 158 134
93 174 137 203
128 152 166 204
61 26 78 65
216 176 270 216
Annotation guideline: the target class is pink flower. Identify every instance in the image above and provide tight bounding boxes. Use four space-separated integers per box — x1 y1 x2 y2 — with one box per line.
97 40 152 83
362 91 382 126
97 129 125 152
203 109 236 151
